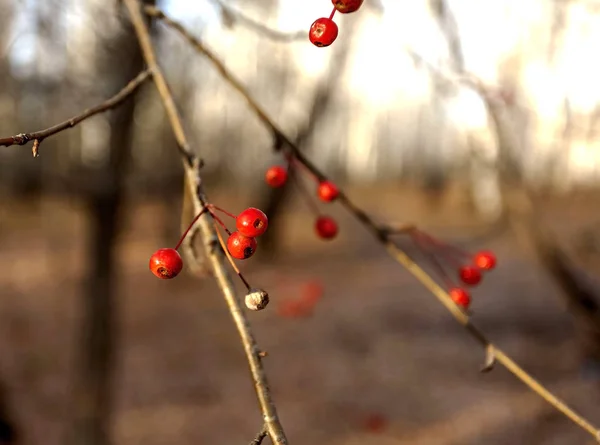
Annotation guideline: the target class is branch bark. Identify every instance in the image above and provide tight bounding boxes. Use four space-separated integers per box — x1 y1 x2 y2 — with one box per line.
122 1 288 443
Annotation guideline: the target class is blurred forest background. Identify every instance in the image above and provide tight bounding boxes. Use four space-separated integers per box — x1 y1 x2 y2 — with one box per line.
2 0 600 444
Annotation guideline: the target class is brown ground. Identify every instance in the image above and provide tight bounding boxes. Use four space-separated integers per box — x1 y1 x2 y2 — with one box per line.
1 183 600 445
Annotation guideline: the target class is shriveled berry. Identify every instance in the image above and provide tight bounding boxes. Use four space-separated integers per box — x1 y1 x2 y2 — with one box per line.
317 181 339 202
474 250 496 270
149 248 183 279
315 216 338 240
459 265 482 286
332 0 364 13
449 287 471 308
237 207 268 238
245 288 269 311
227 232 258 260
265 165 288 188
309 17 338 47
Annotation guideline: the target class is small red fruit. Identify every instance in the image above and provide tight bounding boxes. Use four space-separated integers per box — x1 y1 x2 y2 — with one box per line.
315 216 338 240
227 232 258 260
449 287 471 308
458 265 482 286
474 250 496 270
265 165 288 188
149 248 183 279
317 181 339 202
332 0 364 13
236 207 268 238
309 17 338 47
362 413 388 434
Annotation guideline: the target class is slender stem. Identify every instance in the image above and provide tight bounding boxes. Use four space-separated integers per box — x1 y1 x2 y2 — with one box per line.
208 208 233 236
329 7 336 20
409 232 455 289
208 204 238 220
214 222 252 291
175 206 208 250
123 1 288 444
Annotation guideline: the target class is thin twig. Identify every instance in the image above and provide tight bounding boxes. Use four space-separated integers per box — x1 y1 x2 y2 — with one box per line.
122 1 288 444
0 69 151 149
249 427 268 445
148 8 600 441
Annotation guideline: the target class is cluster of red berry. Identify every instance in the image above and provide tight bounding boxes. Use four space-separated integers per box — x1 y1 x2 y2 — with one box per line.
149 205 269 279
308 0 364 47
265 161 340 240
407 229 497 310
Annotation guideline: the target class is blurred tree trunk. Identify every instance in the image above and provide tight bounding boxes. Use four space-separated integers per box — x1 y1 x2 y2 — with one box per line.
69 2 152 445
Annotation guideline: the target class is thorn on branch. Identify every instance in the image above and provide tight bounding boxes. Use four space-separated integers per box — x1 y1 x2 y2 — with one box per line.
258 350 268 358
481 345 496 373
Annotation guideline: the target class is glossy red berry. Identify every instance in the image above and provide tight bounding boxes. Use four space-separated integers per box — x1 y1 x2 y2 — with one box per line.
149 248 183 279
317 181 339 202
309 18 338 47
236 207 268 238
459 265 482 286
449 287 471 308
474 250 496 270
265 165 288 188
227 232 258 260
332 0 364 13
315 216 338 240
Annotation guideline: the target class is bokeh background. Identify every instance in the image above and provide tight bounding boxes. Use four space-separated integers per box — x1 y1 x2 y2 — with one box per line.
1 0 600 444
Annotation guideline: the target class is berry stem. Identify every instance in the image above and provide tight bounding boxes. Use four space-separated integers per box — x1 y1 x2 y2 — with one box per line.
409 233 456 289
213 222 252 291
289 167 321 216
174 206 209 250
329 6 337 20
208 209 233 236
413 229 471 262
207 204 238 220
286 152 321 184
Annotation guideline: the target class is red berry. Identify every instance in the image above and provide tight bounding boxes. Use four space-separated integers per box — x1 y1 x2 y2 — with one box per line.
227 232 258 260
362 413 388 434
458 265 482 286
317 181 339 202
236 207 268 238
315 216 338 240
149 248 183 279
265 166 288 188
474 250 496 270
449 287 471 308
309 18 338 47
332 0 364 13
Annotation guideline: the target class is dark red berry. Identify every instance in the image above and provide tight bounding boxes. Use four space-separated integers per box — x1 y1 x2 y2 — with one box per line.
149 248 183 279
315 216 338 240
474 250 496 270
265 166 288 188
332 0 363 13
309 17 338 47
227 232 258 260
236 207 268 238
459 265 482 286
317 181 339 202
449 287 471 308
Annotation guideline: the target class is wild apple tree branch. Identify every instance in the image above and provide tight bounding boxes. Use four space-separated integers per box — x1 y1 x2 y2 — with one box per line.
122 1 288 444
0 69 151 156
147 7 600 441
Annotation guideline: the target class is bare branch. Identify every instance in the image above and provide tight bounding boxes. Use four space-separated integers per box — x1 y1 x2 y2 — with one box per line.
122 1 288 444
149 8 600 441
0 69 151 150
249 427 268 445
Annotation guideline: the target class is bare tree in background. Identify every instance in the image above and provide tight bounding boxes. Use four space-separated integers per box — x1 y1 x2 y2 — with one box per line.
68 3 152 445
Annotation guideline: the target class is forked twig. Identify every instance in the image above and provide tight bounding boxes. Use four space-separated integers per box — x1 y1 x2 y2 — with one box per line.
122 0 288 443
0 69 151 155
147 7 600 441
